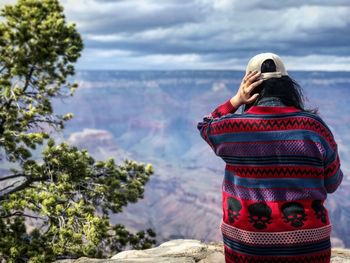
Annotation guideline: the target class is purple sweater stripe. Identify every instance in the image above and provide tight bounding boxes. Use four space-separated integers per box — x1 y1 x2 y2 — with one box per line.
216 140 324 158
223 180 327 202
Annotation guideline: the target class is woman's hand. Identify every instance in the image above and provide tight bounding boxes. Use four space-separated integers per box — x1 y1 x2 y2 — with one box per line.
230 71 263 108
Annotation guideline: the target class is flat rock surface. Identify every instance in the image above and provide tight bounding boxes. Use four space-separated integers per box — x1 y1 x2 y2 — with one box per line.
54 239 350 263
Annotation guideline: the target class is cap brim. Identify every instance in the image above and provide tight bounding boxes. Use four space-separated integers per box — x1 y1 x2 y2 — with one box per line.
260 72 283 80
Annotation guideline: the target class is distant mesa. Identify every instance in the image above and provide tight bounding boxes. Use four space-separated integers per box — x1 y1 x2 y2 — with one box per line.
212 82 228 93
68 128 115 148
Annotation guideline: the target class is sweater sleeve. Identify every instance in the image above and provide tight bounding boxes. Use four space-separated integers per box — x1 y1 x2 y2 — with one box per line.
197 99 238 152
323 129 343 194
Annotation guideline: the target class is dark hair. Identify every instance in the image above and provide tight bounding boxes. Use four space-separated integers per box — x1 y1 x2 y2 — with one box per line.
242 59 318 114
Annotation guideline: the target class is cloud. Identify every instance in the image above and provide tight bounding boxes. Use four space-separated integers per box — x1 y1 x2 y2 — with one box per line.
231 0 350 10
285 55 350 71
1 0 350 69
0 0 15 6
61 0 204 34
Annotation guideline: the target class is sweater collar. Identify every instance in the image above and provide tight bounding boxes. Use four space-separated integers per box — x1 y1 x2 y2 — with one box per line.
246 106 302 114
255 96 286 107
246 96 302 114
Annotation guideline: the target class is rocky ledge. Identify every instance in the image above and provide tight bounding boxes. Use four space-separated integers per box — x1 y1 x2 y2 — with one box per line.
55 239 350 263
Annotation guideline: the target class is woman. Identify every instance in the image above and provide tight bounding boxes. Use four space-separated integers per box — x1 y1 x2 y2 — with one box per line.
197 53 343 263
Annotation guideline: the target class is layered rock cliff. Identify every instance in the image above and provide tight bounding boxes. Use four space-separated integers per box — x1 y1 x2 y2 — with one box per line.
55 239 350 263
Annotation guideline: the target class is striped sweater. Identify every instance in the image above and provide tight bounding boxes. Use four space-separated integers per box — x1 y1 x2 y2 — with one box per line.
197 98 343 263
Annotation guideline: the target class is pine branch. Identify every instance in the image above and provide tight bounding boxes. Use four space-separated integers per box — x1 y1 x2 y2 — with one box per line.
0 173 26 182
0 211 46 220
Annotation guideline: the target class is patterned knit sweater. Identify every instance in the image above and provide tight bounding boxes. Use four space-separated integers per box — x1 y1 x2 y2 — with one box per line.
197 99 343 262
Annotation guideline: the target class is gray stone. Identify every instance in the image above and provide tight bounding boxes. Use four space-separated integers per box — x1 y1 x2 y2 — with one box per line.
198 252 225 263
112 239 214 261
54 239 350 263
54 258 108 263
55 257 194 263
332 248 350 263
112 257 194 263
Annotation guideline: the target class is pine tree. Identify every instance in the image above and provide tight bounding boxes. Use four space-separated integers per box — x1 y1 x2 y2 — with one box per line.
0 1 156 262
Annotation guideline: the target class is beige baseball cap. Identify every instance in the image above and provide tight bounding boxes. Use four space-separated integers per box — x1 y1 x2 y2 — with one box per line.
246 53 288 80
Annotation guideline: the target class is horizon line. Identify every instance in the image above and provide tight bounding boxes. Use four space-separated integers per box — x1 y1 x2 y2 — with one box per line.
76 69 350 73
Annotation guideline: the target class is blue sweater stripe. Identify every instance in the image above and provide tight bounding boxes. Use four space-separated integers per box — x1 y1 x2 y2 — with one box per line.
224 170 324 188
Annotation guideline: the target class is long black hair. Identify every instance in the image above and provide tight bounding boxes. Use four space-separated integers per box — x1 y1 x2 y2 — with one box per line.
242 59 318 114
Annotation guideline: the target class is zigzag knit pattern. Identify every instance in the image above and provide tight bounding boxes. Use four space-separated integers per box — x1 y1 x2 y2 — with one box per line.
210 117 336 150
225 165 324 178
197 99 343 263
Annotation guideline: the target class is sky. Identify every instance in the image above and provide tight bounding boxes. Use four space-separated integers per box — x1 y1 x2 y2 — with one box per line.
1 0 350 70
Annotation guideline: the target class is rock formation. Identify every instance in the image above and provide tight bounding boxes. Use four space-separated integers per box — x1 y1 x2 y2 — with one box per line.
55 239 350 263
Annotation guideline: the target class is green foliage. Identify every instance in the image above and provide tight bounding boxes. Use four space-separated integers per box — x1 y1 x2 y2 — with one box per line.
0 0 83 163
0 0 156 262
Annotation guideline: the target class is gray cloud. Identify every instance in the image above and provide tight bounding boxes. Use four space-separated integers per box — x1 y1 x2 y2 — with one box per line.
2 0 350 69
235 0 350 10
62 0 206 34
80 2 350 58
